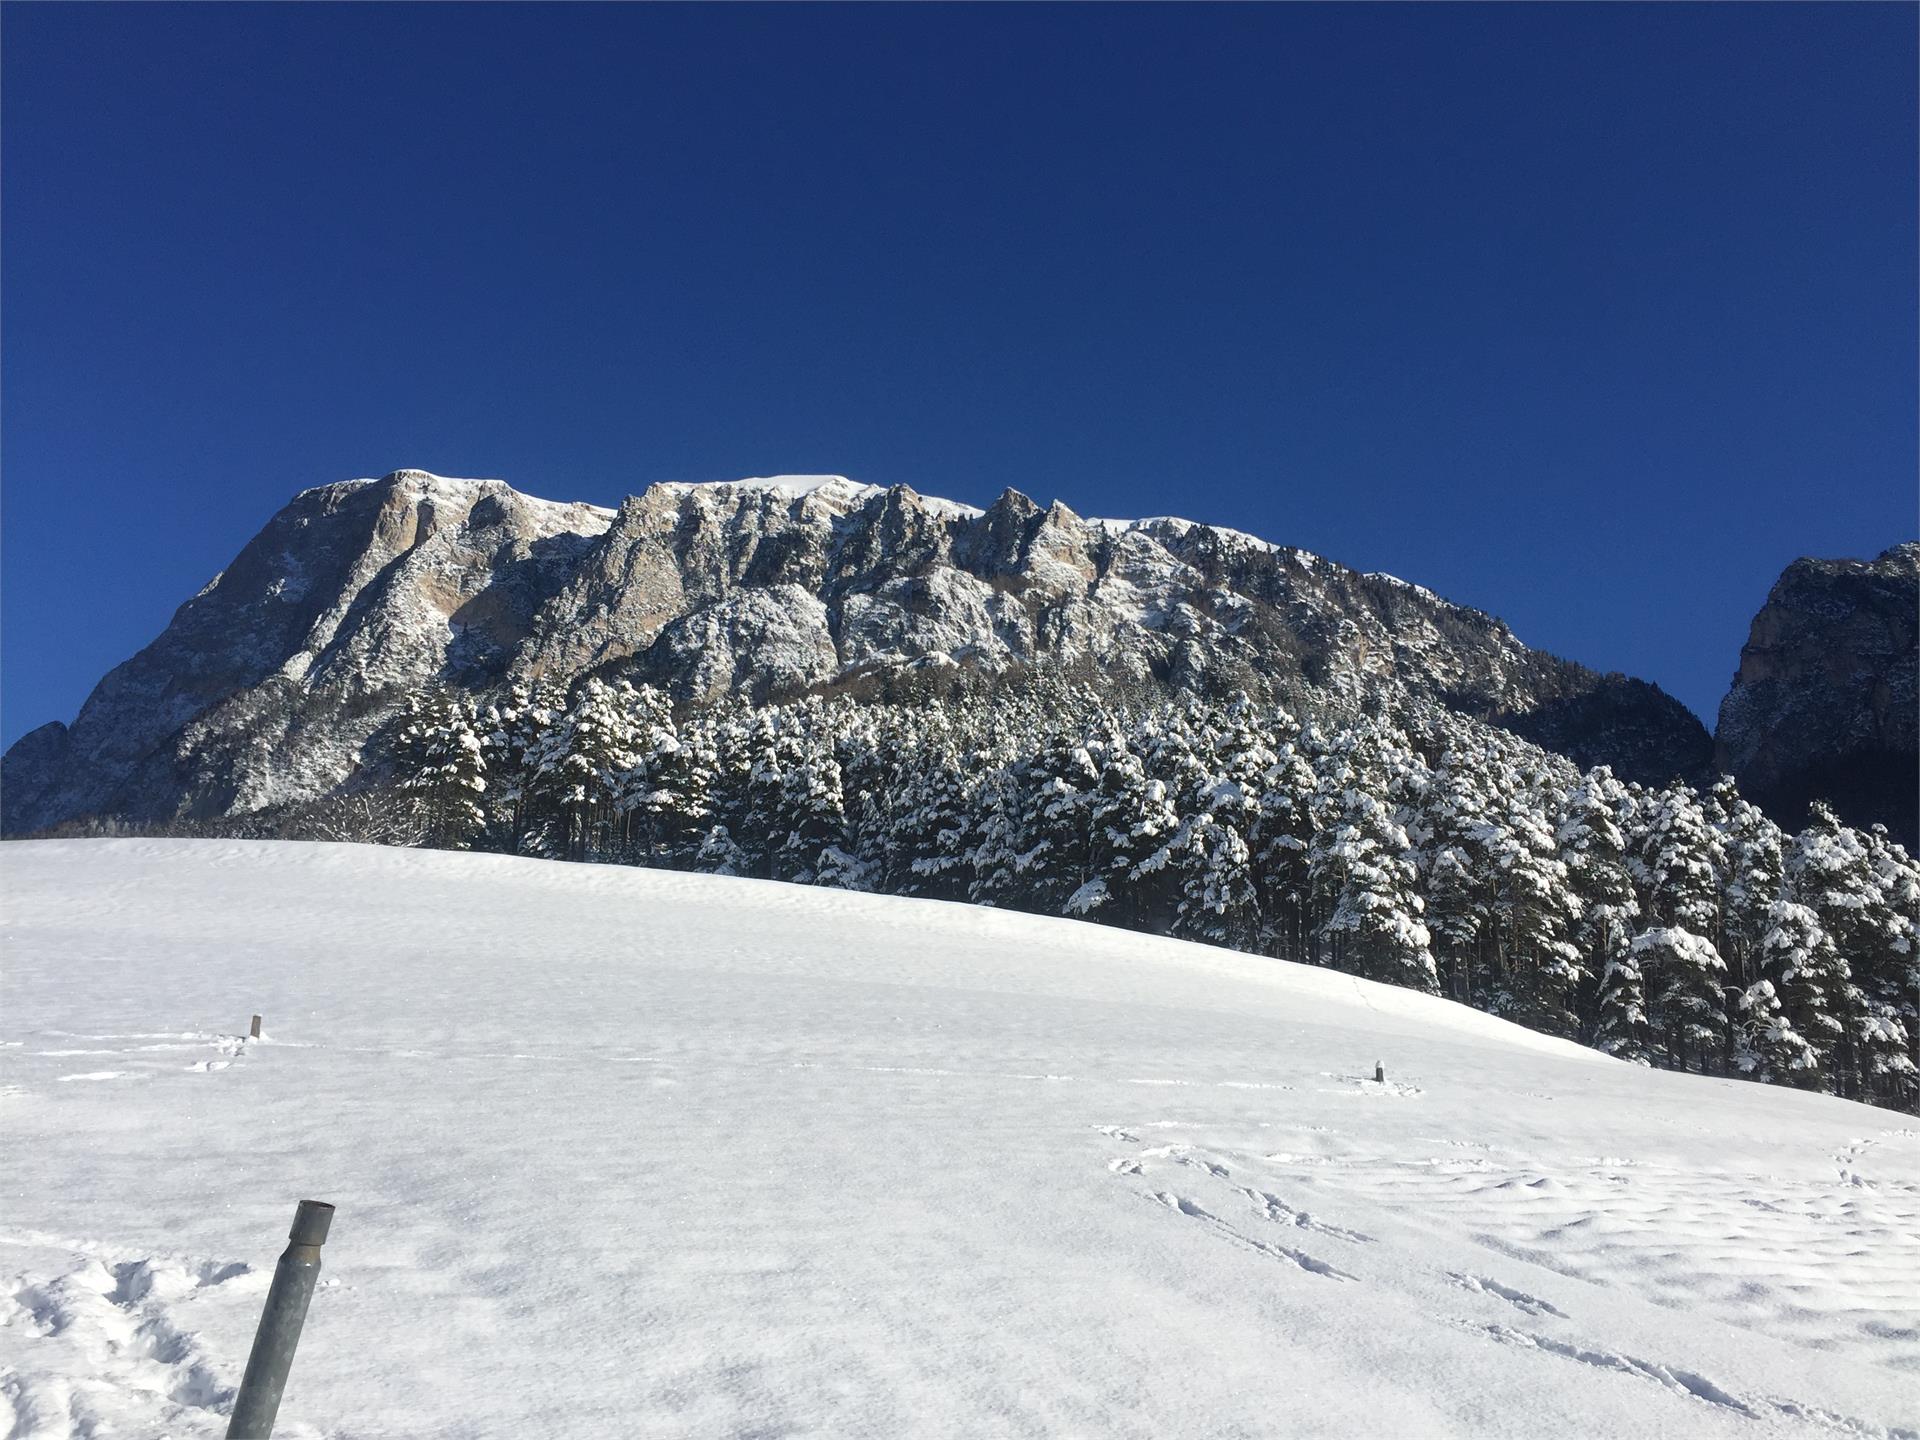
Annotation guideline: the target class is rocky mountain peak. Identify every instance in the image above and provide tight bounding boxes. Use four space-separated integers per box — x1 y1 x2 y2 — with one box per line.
3 469 1717 834
1715 543 1918 848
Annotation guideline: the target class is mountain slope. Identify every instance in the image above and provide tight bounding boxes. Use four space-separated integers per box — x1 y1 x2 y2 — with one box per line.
2 469 1711 834
3 472 613 831
1716 544 1919 849
2 840 1914 1438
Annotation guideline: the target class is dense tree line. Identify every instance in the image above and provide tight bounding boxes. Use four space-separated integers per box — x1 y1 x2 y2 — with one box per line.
383 678 1920 1112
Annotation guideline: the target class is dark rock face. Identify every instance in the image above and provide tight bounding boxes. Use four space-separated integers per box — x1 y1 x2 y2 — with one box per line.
1715 544 1919 849
2 470 1713 834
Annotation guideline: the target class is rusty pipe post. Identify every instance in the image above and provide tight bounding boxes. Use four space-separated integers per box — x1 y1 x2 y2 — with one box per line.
227 1200 334 1438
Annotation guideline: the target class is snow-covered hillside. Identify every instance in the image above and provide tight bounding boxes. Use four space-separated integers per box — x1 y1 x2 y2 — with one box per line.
2 841 1914 1439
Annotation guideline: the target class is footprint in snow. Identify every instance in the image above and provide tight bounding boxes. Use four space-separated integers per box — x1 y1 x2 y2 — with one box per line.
1135 1146 1231 1180
3 1250 257 1430
1447 1271 1568 1318
1320 1071 1424 1099
1240 1186 1374 1244
1462 1320 1899 1438
1148 1191 1357 1281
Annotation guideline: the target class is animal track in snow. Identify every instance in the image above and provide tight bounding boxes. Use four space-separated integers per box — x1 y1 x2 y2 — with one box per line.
1447 1271 1568 1318
1147 1191 1356 1281
1261 1143 1920 1370
1836 1138 1882 1190
1473 1322 1754 1413
1469 1323 1917 1437
1238 1187 1373 1244
1136 1146 1231 1180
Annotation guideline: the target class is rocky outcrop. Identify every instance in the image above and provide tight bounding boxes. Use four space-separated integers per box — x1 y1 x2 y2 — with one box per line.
1715 543 1919 849
2 471 612 832
2 469 1713 834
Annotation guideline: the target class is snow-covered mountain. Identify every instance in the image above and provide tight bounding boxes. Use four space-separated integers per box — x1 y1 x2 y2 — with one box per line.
2 468 1711 833
2 839 1914 1438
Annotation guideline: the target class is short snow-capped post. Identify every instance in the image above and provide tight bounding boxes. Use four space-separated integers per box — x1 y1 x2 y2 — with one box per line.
250 1014 263 1039
1374 1062 1385 1084
227 1200 334 1439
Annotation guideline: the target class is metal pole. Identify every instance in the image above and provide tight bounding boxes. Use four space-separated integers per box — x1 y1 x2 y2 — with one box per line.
227 1199 334 1439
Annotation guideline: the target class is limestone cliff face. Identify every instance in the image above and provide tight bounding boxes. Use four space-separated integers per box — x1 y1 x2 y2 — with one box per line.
3 470 1713 833
1715 544 1919 848
2 471 612 830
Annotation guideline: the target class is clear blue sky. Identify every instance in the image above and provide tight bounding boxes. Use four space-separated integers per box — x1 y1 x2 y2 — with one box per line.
4 3 1914 749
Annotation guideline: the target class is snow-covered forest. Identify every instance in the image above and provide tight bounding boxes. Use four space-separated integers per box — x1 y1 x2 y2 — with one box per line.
343 680 1919 1114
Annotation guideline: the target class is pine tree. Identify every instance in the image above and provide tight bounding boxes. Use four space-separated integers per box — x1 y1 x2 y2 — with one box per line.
881 741 973 899
611 684 684 862
1487 793 1584 1038
1591 943 1654 1065
1786 801 1879 1097
1757 900 1848 1088
1632 926 1730 1072
693 823 749 877
1635 784 1724 935
481 680 568 852
636 711 718 867
1856 826 1920 1107
972 731 1101 915
1180 697 1275 951
1250 731 1319 962
773 733 849 884
735 708 791 879
1308 730 1437 991
395 691 489 850
1730 978 1819 1084
1416 746 1498 1004
1710 776 1785 990
1084 724 1183 927
532 679 647 862
1558 768 1640 1044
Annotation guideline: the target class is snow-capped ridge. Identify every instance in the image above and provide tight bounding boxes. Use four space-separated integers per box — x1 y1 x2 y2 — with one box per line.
296 468 619 518
2 465 1713 833
662 473 870 496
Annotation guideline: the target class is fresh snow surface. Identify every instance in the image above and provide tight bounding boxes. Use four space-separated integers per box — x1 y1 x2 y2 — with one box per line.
3 840 1915 1440
668 474 874 497
302 471 619 518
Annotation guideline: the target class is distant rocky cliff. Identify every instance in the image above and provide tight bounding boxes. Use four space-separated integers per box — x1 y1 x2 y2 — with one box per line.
1715 543 1919 849
3 469 1713 834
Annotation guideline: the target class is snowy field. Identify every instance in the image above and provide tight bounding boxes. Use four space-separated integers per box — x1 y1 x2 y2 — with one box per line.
2 840 1916 1440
